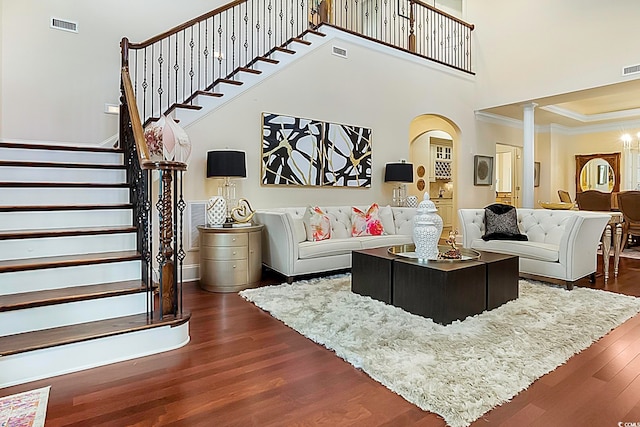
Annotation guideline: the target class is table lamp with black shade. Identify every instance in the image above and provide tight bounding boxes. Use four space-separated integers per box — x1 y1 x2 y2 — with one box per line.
384 161 414 207
206 150 247 223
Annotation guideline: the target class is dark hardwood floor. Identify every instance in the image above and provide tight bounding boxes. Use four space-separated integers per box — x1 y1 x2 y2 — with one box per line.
3 255 640 426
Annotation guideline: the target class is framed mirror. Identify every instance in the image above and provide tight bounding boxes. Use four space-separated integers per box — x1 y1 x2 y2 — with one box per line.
575 153 620 193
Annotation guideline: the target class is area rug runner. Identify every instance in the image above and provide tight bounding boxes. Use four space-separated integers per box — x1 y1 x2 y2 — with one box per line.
0 386 50 427
240 275 640 427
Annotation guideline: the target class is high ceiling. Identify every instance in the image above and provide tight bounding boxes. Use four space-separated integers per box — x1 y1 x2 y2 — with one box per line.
478 78 640 129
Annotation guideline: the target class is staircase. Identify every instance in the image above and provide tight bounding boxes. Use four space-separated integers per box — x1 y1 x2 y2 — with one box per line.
129 28 328 129
0 142 190 388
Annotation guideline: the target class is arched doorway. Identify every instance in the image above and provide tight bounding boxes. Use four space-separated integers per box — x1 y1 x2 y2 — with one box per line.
408 114 461 239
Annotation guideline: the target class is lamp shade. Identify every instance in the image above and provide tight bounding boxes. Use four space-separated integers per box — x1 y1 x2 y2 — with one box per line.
206 150 247 178
384 162 413 183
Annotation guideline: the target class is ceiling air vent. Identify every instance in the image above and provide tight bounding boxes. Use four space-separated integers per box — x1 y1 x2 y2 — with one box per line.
332 46 347 59
622 63 640 76
50 17 78 33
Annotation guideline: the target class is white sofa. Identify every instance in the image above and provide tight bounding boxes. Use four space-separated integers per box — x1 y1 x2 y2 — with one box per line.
458 208 610 289
254 206 416 282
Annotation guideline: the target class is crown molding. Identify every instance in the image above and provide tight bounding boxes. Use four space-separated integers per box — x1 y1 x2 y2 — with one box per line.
539 104 640 123
475 111 640 136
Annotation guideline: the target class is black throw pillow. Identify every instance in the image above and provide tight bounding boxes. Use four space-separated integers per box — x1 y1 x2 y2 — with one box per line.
482 203 528 241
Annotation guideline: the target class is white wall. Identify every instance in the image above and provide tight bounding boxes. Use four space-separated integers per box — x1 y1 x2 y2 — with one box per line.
0 0 223 145
181 37 478 210
467 0 640 109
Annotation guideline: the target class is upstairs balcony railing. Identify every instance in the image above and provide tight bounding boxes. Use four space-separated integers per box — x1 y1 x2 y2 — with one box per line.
327 0 474 73
120 0 474 127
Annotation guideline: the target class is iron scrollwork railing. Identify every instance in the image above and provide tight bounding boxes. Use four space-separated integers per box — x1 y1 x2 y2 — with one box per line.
123 0 312 127
326 0 474 73
122 0 473 130
120 61 187 320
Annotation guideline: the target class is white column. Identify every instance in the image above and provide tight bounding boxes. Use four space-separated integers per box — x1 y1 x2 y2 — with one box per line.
522 103 537 208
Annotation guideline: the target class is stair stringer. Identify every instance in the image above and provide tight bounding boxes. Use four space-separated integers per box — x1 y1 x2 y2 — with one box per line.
174 30 333 127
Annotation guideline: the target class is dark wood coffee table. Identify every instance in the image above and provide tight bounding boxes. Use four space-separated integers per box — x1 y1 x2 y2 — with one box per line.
351 247 519 325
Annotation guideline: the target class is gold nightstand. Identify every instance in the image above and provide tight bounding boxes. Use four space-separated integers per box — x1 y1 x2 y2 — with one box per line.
197 224 263 292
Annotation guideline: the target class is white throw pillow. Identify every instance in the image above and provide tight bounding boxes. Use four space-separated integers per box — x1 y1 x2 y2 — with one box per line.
378 205 396 235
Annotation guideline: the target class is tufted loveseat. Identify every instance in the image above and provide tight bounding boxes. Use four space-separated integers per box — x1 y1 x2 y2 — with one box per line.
458 208 610 289
254 206 416 283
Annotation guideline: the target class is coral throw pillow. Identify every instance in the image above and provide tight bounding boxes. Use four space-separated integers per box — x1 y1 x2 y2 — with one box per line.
352 203 385 237
304 206 331 241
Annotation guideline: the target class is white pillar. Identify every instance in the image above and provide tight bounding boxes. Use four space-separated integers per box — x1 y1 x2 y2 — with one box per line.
522 103 537 208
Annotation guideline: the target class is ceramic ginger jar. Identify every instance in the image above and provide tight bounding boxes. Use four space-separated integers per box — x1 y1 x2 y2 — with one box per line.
413 193 443 260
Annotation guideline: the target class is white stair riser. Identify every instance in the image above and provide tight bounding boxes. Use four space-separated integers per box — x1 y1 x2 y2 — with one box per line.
0 233 137 261
0 187 129 206
0 322 189 388
0 293 148 336
0 209 133 231
0 147 123 165
0 166 126 183
0 260 141 295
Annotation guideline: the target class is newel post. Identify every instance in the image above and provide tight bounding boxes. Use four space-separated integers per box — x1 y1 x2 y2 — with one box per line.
120 37 130 68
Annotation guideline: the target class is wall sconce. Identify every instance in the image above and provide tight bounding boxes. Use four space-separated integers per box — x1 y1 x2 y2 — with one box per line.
384 161 414 207
206 150 246 223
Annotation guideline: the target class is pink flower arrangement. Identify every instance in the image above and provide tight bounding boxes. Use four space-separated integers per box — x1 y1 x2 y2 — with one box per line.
143 124 163 156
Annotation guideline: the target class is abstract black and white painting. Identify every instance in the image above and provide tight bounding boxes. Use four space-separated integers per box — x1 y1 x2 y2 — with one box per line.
262 113 323 186
262 112 371 187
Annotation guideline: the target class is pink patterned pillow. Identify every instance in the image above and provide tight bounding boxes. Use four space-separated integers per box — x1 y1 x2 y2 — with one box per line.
351 203 385 237
304 206 331 241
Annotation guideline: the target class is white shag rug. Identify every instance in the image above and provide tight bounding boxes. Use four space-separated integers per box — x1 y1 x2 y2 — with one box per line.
240 274 640 427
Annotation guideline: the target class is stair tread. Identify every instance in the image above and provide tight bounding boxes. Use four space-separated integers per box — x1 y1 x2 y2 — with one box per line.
195 90 224 98
256 56 279 64
0 250 141 273
174 103 203 110
0 203 133 212
218 78 244 86
274 46 296 54
305 29 326 37
0 160 125 170
0 142 123 154
0 312 190 356
0 280 145 312
0 182 128 188
238 67 262 74
0 225 137 240
291 37 312 45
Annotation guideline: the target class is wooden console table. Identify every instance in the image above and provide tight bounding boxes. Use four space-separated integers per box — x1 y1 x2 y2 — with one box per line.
197 224 263 292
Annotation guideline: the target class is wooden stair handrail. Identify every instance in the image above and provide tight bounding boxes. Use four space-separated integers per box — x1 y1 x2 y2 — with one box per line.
120 67 186 172
128 0 248 49
410 0 475 30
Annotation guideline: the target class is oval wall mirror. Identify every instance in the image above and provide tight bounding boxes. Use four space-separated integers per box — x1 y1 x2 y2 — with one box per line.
579 158 614 192
575 152 620 193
